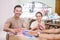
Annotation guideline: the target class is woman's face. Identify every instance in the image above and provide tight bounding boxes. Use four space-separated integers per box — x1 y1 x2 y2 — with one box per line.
36 13 42 21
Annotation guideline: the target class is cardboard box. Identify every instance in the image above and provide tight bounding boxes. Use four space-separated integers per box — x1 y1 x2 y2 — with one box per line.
9 35 39 40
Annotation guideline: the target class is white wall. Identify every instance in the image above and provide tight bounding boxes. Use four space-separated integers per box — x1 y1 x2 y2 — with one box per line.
0 0 17 25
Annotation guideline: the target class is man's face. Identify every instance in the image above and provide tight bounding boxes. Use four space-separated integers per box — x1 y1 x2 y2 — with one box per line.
14 7 22 17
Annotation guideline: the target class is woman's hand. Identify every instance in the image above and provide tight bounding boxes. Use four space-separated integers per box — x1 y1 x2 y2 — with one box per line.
29 31 38 36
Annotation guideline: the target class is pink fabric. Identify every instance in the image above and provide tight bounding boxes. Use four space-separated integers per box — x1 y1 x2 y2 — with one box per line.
38 24 44 30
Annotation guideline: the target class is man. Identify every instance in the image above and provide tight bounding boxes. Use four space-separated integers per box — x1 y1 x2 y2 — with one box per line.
4 5 27 34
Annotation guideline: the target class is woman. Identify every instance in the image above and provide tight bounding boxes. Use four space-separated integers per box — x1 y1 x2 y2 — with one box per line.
30 12 45 31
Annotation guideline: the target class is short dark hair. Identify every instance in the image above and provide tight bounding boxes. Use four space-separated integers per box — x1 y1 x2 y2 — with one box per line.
14 5 22 10
36 12 43 17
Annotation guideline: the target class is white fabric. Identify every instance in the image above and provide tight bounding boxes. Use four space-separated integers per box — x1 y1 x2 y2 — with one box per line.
30 21 45 29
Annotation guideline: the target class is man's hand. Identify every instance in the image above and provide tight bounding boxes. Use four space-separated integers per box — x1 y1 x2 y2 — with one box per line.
10 29 17 34
10 28 22 34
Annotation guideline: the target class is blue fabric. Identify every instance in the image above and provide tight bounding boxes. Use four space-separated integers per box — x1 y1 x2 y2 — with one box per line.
23 30 36 40
22 30 37 40
22 30 33 37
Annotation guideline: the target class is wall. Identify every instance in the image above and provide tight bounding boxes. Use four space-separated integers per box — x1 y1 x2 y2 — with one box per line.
0 0 17 25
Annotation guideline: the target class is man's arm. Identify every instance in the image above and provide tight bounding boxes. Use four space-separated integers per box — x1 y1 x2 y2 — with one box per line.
41 28 60 34
3 20 16 34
